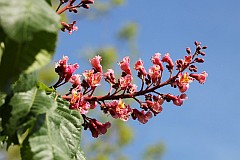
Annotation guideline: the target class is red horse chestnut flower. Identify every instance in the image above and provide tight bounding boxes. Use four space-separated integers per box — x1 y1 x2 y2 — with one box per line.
119 56 132 75
190 71 208 84
90 55 103 73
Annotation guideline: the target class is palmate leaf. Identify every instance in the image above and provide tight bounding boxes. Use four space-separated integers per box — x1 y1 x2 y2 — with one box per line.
0 0 60 91
0 83 85 159
0 0 59 42
3 88 56 142
0 73 86 154
21 96 85 160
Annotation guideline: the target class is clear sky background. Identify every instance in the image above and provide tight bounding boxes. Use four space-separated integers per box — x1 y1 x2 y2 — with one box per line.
55 0 240 159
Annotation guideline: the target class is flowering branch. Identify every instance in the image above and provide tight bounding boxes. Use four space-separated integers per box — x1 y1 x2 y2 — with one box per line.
57 0 94 34
53 0 208 138
53 41 208 138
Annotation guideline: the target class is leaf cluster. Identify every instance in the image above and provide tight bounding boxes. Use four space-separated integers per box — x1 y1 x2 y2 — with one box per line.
0 0 85 159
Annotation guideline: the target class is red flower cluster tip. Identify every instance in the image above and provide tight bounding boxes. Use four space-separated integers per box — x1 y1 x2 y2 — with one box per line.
54 41 208 138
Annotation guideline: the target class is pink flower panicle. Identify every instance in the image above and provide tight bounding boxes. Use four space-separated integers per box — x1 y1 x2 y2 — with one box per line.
55 41 208 137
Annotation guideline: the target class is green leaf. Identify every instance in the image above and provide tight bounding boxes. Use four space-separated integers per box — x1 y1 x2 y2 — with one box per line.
37 81 56 93
21 98 85 160
0 91 7 107
0 27 6 64
0 0 60 91
0 0 60 42
1 87 85 159
11 73 37 93
45 0 52 6
4 88 56 139
0 31 57 91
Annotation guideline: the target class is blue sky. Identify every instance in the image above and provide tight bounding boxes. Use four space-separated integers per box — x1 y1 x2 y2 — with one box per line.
55 0 240 159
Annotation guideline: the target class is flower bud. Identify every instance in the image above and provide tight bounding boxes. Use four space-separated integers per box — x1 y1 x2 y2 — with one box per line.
194 41 198 46
186 47 191 54
199 51 205 56
189 65 197 72
81 0 94 4
202 46 208 49
82 4 90 9
194 58 204 63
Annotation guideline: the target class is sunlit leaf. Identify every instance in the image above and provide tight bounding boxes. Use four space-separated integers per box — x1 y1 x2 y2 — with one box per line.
21 96 85 160
0 0 60 42
0 0 60 91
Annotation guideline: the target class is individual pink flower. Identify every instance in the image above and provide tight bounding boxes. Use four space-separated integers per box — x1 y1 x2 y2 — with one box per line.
69 90 90 114
146 100 163 116
119 56 131 75
88 118 111 138
190 71 208 84
151 53 164 71
119 74 133 89
165 93 188 106
184 55 192 65
104 69 116 84
177 72 194 93
83 70 102 88
105 99 133 121
70 74 81 87
148 65 161 83
55 56 68 78
128 84 137 95
65 63 79 82
90 55 103 73
56 56 68 68
86 72 102 88
82 69 94 79
153 95 165 105
132 109 152 124
115 99 133 121
134 59 147 77
162 53 174 71
55 56 79 83
173 94 188 106
61 21 78 34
